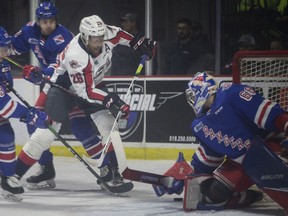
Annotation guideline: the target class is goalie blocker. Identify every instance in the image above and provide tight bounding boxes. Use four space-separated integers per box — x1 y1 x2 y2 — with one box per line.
184 136 288 214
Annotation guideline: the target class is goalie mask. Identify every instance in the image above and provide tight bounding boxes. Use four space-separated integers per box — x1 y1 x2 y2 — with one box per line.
79 15 106 46
186 72 218 115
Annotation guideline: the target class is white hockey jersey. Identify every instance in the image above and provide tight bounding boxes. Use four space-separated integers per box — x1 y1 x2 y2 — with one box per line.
54 25 134 104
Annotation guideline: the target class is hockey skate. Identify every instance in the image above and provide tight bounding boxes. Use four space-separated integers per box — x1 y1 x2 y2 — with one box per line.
26 162 56 190
1 175 24 202
98 165 132 193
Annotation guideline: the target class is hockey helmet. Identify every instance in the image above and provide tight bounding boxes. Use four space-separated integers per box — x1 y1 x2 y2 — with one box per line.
36 2 58 19
186 72 218 115
79 15 106 45
0 26 11 47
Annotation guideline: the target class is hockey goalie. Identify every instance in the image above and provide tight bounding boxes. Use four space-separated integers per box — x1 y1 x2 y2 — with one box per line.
154 72 288 215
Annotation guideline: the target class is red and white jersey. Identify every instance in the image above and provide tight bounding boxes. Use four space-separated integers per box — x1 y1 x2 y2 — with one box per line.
54 25 133 104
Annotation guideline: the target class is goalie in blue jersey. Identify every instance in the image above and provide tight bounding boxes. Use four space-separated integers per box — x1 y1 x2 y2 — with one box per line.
156 72 288 215
0 26 49 201
182 72 288 214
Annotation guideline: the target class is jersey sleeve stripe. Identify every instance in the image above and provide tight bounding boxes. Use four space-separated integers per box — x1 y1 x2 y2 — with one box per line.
254 100 274 128
195 146 224 167
82 59 105 102
0 100 17 118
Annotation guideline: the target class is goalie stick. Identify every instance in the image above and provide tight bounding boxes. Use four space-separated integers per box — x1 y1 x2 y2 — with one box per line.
8 85 133 193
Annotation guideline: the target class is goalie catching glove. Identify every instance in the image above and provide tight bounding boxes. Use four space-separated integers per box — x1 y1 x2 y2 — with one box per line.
130 33 156 60
22 65 43 85
103 93 130 119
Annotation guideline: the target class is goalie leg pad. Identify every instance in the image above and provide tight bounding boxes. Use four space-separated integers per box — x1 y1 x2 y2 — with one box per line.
214 158 254 192
243 136 288 210
183 174 212 211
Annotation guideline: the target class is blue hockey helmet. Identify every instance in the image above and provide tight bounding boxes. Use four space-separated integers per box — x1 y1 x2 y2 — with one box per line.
186 72 218 115
0 26 11 47
36 2 58 19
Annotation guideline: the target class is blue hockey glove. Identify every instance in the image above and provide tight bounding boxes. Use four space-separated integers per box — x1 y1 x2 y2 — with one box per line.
103 93 130 119
22 65 43 85
166 179 184 195
22 108 50 129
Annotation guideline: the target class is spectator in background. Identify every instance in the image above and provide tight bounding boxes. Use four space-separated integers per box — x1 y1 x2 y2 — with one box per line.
270 38 284 50
165 18 212 75
222 34 256 75
110 13 142 75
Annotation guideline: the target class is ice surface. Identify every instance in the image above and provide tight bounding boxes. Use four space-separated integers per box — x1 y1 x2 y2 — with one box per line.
0 157 284 216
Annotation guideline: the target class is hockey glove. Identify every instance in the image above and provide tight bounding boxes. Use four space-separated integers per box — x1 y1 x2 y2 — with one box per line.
22 107 50 129
103 93 130 119
130 32 156 60
0 71 13 92
22 65 43 85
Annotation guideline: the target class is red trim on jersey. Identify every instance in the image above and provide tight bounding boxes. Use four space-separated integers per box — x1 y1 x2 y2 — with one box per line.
18 150 37 166
1 100 15 117
82 59 105 101
198 147 221 165
109 30 133 45
86 144 103 157
0 151 15 161
257 101 272 127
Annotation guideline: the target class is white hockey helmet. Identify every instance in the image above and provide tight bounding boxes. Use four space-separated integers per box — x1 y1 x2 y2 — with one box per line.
79 15 106 45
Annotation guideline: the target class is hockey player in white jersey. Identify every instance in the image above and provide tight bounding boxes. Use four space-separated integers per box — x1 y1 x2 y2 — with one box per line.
20 15 156 190
53 14 156 187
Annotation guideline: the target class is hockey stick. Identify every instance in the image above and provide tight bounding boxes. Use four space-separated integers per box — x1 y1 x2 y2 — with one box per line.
8 85 133 193
95 55 147 168
6 57 176 188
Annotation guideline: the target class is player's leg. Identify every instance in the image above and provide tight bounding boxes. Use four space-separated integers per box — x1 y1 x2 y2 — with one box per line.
90 110 125 185
25 149 56 189
68 107 121 186
19 90 57 189
184 158 262 211
0 118 24 201
15 122 61 189
242 136 288 214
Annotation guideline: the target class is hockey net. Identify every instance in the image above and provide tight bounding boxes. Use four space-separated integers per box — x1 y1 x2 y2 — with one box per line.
232 50 288 111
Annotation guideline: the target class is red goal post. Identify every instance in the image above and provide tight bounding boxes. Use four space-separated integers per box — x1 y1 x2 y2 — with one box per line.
232 50 288 111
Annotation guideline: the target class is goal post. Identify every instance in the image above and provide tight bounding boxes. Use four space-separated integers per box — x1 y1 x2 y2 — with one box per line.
232 50 288 111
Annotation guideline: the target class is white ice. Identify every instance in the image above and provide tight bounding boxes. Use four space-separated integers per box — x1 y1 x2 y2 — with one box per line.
0 157 284 216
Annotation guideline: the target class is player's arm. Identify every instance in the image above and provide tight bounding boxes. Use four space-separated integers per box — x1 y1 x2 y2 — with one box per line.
107 25 156 60
10 23 33 55
61 52 129 118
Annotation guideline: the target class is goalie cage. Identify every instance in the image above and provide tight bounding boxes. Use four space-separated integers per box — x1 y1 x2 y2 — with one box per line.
232 50 288 111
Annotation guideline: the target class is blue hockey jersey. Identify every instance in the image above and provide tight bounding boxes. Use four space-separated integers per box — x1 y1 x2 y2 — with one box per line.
191 83 286 173
11 21 73 77
0 60 28 119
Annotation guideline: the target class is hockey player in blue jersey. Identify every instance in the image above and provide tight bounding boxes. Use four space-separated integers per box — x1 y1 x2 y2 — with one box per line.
181 72 288 214
0 26 49 201
8 2 75 189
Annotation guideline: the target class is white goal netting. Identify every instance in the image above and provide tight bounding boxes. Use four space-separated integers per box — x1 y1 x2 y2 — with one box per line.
232 50 288 111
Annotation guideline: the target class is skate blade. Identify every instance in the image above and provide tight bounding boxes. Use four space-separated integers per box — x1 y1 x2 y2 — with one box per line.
26 179 56 190
2 190 23 202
